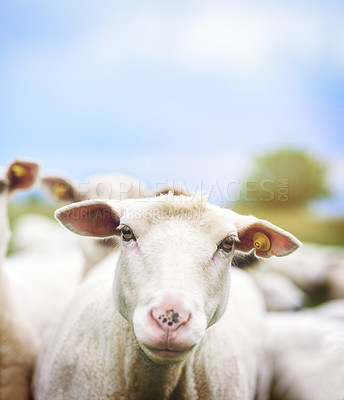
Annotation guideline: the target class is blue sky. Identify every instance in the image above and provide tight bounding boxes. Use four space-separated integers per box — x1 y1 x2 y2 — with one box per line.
1 0 344 212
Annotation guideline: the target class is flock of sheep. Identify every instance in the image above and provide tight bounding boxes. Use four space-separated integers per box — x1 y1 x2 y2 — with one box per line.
1 158 344 400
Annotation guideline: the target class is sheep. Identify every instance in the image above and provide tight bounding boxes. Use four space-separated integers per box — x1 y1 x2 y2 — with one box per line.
0 159 41 400
41 172 151 203
308 298 344 320
258 312 344 400
261 243 344 305
34 193 301 399
324 255 344 300
10 214 80 255
41 172 151 278
247 267 306 311
4 214 84 337
229 251 307 311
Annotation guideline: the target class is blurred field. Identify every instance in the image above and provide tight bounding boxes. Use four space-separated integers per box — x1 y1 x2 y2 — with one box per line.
7 196 56 255
232 203 344 247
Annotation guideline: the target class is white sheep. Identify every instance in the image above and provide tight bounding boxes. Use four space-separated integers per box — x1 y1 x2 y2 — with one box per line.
225 247 307 312
10 214 79 254
261 243 344 304
34 193 301 399
247 267 306 311
0 159 41 400
41 172 151 204
41 172 151 278
258 312 344 400
4 214 84 337
308 298 344 320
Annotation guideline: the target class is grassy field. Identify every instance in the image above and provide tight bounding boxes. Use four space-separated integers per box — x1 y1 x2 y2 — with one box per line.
231 203 344 247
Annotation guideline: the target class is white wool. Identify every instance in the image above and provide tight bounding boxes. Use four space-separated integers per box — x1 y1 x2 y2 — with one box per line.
309 299 344 320
259 312 344 400
34 266 265 400
34 196 300 399
260 243 344 304
1 160 85 400
0 160 40 400
11 214 77 254
5 214 84 336
248 267 306 311
86 173 151 200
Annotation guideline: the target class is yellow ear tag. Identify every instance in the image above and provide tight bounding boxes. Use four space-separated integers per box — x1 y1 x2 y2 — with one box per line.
12 165 27 177
53 184 67 198
253 232 271 252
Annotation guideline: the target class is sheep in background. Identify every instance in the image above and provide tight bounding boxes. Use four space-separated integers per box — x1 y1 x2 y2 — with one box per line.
10 213 80 255
0 159 40 400
307 298 344 320
4 214 84 337
258 312 344 400
34 193 300 399
247 267 306 311
229 250 307 311
324 255 344 300
41 172 150 203
40 172 150 278
261 243 344 305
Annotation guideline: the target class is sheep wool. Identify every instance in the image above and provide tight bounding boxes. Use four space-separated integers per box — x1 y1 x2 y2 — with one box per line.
34 194 301 400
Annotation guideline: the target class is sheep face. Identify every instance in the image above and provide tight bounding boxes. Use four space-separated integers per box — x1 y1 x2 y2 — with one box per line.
115 205 243 365
117 223 235 364
56 194 301 365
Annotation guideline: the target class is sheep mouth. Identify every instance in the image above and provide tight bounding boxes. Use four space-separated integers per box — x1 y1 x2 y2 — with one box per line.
139 343 195 365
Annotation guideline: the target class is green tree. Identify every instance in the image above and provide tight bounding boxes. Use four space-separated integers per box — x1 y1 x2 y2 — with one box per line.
243 148 331 207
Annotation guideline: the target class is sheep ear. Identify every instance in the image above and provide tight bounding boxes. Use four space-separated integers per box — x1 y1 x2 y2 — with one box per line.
55 200 121 238
41 175 81 203
233 214 301 258
7 160 39 191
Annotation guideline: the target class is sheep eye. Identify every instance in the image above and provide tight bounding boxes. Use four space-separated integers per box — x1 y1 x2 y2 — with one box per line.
218 237 233 253
122 226 135 242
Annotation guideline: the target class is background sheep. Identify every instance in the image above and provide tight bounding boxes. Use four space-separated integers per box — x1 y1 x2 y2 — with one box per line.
247 267 306 311
34 194 300 399
40 172 151 278
307 298 344 320
259 312 344 400
0 159 40 400
260 243 344 305
4 214 84 337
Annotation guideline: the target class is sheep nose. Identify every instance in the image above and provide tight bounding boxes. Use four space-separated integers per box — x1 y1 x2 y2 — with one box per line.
152 307 190 332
